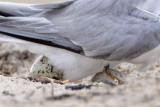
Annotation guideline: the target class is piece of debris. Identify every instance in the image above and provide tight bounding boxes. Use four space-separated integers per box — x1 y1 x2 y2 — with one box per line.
25 91 35 99
2 90 15 96
47 94 71 100
65 84 92 90
27 77 51 84
47 94 87 101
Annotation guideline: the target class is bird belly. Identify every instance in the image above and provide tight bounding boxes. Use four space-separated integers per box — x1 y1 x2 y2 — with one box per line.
129 45 160 71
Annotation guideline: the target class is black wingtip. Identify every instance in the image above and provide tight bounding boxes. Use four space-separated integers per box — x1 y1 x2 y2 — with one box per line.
0 11 14 17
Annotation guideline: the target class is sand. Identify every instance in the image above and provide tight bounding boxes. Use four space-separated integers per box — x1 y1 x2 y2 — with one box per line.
0 43 160 107
0 0 160 106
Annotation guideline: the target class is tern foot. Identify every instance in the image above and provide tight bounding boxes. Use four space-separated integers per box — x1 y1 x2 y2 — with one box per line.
91 65 127 85
29 55 63 80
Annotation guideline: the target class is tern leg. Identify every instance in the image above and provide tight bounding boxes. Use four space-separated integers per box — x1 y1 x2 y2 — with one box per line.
91 65 127 85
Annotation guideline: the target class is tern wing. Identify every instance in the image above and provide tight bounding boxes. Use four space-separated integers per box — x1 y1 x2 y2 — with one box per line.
76 12 160 61
0 0 75 17
0 16 82 53
0 0 160 62
59 0 160 61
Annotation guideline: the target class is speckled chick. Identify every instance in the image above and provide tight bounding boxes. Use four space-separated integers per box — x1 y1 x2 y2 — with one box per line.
29 55 63 80
91 69 127 85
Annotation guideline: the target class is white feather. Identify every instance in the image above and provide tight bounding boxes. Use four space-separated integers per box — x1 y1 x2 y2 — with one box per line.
0 34 28 44
130 45 160 71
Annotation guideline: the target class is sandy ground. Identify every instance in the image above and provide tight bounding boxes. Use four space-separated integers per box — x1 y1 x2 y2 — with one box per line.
0 0 160 107
0 43 160 107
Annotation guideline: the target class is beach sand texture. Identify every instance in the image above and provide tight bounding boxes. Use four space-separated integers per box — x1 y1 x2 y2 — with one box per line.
0 0 160 107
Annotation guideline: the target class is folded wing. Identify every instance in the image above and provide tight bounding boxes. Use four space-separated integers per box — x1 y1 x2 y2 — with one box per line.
0 0 75 17
0 16 82 53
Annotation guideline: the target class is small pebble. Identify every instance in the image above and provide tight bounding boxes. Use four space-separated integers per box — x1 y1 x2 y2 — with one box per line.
2 90 15 96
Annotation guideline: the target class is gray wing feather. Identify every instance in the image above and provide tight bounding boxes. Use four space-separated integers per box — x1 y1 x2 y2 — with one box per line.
0 0 76 16
32 0 76 9
60 0 160 61
0 2 40 16
0 17 82 52
74 13 160 60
